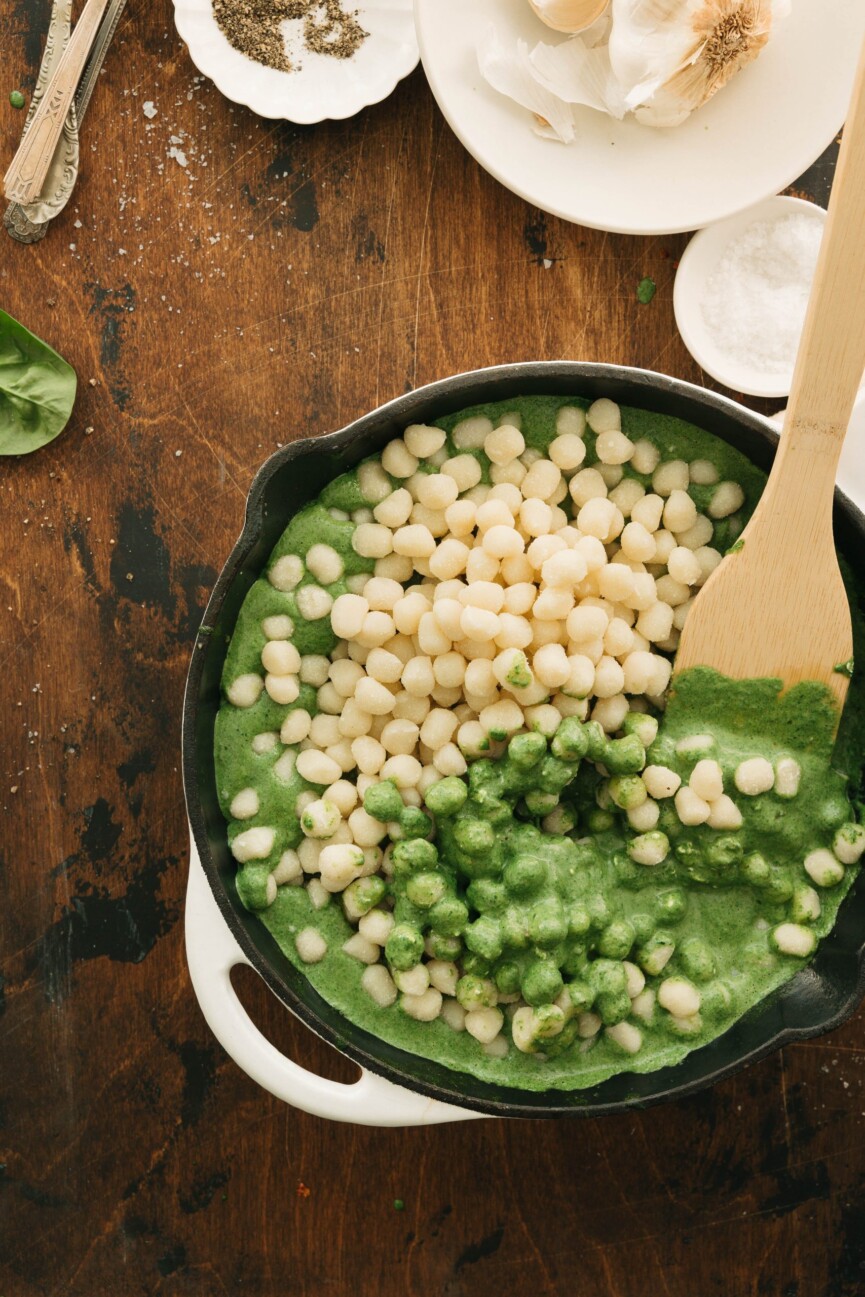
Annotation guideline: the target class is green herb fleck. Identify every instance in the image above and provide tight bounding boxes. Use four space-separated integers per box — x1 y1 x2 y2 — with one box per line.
637 277 656 305
834 658 855 678
727 538 745 554
9 90 25 110
393 1199 405 1211
505 651 532 689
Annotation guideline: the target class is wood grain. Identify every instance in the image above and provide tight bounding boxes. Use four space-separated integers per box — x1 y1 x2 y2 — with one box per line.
0 4 861 1296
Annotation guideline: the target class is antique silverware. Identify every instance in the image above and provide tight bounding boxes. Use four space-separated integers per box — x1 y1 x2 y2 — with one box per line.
4 0 127 243
4 0 77 244
4 0 112 207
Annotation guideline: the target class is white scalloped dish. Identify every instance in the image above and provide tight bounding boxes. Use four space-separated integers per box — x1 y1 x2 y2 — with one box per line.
172 0 418 122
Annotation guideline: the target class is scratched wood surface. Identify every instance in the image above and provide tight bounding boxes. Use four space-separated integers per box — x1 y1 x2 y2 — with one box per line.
2 3 863 1294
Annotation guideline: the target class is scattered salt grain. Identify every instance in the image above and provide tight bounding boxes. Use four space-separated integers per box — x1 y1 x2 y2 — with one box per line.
700 212 824 377
143 101 157 118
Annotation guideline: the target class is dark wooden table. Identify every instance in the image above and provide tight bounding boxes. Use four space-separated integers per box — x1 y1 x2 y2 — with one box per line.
2 5 863 1294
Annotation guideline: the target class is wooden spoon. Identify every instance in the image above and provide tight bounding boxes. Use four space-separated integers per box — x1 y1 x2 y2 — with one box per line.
528 0 610 34
675 33 865 713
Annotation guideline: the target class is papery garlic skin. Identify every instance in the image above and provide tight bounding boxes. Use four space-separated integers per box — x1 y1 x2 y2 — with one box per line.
478 26 581 143
609 0 790 128
529 32 629 118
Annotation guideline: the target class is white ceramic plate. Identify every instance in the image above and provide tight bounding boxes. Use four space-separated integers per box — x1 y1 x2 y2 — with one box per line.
173 0 418 122
415 0 865 235
673 196 827 399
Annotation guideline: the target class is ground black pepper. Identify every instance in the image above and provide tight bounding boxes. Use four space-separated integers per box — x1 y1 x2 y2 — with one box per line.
213 0 368 72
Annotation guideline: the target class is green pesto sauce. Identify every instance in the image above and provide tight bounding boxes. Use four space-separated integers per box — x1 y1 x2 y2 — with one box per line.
214 395 865 1091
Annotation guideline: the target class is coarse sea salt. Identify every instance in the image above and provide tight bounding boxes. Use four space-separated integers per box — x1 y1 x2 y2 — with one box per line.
700 212 824 377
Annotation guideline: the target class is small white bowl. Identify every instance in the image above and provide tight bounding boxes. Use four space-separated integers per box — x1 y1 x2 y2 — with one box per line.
172 0 418 123
673 195 827 399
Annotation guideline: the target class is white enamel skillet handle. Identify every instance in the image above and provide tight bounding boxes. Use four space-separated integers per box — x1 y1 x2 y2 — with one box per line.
185 838 482 1126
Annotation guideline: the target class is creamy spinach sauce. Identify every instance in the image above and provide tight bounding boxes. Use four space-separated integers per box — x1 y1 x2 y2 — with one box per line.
214 396 865 1091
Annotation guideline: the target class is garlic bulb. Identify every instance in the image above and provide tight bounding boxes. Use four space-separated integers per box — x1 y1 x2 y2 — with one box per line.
608 0 791 128
528 0 611 34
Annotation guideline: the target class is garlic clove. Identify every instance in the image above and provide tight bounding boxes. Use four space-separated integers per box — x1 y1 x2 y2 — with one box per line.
528 0 611 35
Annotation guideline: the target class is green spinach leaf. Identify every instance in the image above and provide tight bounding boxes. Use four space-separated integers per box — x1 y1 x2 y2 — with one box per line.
0 309 77 456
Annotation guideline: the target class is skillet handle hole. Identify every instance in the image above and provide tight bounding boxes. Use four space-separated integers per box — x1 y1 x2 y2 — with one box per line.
230 964 362 1086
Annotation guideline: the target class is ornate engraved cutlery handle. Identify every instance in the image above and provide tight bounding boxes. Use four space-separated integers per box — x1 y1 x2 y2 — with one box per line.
3 0 111 205
3 0 73 241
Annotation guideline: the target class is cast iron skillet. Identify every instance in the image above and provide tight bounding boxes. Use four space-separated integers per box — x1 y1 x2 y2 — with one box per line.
183 361 865 1119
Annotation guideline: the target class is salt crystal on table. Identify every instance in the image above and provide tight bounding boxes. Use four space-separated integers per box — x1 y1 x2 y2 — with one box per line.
700 212 824 377
143 101 157 118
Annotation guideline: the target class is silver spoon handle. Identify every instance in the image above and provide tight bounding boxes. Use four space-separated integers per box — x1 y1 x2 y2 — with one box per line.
3 0 112 205
4 0 127 241
26 0 74 125
3 0 74 242
76 0 128 120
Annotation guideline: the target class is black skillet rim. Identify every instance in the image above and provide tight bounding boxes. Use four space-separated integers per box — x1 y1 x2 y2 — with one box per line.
182 361 865 1119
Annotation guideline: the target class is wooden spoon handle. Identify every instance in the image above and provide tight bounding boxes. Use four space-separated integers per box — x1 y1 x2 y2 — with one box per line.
773 34 865 506
3 0 111 205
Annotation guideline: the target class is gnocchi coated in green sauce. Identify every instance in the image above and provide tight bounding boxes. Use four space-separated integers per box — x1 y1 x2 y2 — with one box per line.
214 396 865 1091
